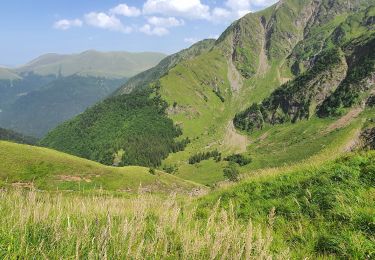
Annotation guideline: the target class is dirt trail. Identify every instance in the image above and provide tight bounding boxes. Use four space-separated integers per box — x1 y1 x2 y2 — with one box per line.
222 121 250 153
324 107 363 134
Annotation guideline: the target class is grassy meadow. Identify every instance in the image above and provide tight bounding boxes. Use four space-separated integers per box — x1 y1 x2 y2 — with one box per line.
0 141 200 193
0 151 373 259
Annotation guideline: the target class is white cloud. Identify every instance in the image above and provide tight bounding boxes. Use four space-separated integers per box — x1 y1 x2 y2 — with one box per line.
110 4 141 17
84 12 132 33
143 0 210 20
53 19 82 30
140 24 169 36
53 0 279 36
147 16 184 27
140 16 183 37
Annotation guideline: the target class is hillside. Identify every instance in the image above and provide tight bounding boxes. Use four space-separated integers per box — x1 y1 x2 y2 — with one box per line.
15 50 166 79
198 151 375 258
0 150 372 258
41 0 375 186
0 141 200 193
114 39 216 95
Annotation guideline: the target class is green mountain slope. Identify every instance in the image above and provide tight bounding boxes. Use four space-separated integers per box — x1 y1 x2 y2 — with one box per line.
198 151 375 258
42 0 375 186
0 75 124 137
15 50 166 78
0 141 200 193
114 39 216 95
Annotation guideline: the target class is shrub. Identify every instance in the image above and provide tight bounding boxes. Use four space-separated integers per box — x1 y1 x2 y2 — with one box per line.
223 163 240 182
224 154 252 166
188 150 221 164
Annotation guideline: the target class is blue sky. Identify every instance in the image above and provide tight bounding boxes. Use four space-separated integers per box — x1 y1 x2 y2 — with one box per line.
0 0 278 66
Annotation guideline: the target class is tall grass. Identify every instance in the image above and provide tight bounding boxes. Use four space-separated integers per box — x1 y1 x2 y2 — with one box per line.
0 189 284 259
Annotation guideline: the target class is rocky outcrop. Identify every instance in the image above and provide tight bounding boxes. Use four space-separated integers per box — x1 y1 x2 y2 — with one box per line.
359 127 375 150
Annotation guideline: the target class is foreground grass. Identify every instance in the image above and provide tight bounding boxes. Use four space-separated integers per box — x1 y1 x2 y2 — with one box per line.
0 151 373 258
0 189 279 259
199 151 375 258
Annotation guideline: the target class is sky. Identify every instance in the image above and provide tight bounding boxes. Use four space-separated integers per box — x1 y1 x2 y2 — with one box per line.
0 0 278 66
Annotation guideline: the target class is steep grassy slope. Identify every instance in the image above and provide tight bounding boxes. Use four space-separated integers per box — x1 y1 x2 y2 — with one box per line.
114 39 216 95
198 151 375 258
0 141 199 193
157 0 375 184
15 50 166 78
0 75 124 137
0 127 37 145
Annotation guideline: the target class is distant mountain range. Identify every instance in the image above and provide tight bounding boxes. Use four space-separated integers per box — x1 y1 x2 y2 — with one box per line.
0 50 166 137
13 50 166 79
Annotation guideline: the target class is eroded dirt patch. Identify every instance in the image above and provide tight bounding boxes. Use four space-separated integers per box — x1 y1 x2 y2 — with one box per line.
324 107 363 134
222 121 250 153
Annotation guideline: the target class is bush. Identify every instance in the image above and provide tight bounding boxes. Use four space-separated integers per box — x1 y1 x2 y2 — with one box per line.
188 150 221 164
162 164 177 174
224 154 252 166
223 163 239 182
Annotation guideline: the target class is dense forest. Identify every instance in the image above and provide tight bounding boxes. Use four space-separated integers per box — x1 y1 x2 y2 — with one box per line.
41 87 189 167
